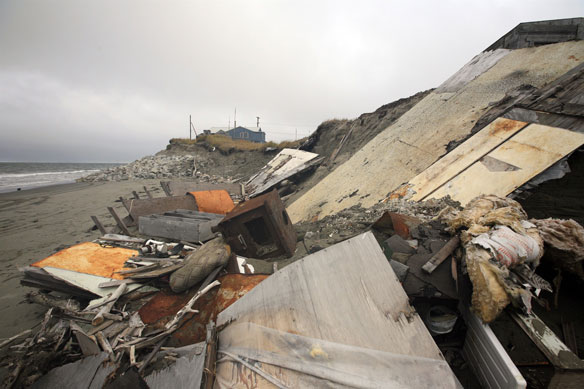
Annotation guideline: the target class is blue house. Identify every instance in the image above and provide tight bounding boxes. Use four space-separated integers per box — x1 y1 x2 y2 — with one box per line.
226 126 266 143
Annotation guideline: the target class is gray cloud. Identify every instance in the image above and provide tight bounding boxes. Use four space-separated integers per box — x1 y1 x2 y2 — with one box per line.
1 0 582 162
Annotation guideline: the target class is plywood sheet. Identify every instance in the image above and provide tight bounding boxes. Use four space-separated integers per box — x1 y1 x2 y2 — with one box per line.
245 148 320 196
31 242 136 280
407 118 528 201
429 124 584 205
217 232 443 359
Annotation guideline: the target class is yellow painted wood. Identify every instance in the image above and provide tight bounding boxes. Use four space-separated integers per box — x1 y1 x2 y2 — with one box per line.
429 124 584 205
408 118 527 201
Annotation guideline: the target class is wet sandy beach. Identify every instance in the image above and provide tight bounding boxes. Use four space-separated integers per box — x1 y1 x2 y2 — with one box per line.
0 179 164 339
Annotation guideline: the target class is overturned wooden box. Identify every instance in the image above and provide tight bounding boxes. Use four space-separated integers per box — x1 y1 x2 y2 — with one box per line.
213 189 296 259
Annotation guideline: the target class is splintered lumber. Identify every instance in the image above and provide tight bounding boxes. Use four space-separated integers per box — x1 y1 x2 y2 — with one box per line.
422 236 460 274
92 284 127 326
27 290 81 312
165 280 220 330
96 331 115 361
70 321 100 356
108 206 132 236
91 216 108 235
0 329 32 349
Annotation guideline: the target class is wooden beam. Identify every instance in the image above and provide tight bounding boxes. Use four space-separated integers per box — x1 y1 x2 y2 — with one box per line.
90 216 108 235
422 236 460 274
132 191 140 200
107 207 132 236
143 186 154 199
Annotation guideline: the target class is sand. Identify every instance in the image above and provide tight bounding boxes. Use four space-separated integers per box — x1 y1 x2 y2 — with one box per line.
0 179 164 339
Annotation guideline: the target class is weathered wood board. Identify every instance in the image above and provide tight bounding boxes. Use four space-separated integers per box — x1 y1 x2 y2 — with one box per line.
124 195 198 221
406 118 528 201
429 124 584 205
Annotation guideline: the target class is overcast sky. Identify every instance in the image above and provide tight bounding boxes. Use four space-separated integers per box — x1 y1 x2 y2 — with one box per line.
0 1 582 162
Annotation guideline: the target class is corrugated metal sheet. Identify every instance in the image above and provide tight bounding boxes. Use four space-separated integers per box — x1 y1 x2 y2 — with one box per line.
461 305 526 389
245 148 320 196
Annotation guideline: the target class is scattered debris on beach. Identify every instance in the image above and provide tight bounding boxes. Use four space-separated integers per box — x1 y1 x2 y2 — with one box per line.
3 18 584 388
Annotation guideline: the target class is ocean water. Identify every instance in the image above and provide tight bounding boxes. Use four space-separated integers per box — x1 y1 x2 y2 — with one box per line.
0 162 123 193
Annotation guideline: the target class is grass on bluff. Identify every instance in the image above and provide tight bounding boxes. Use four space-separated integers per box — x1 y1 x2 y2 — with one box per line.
170 134 306 153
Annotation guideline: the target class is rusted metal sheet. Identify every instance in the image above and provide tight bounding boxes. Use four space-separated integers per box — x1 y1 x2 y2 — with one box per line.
214 189 297 258
31 242 135 280
138 274 267 346
188 190 234 215
245 148 320 197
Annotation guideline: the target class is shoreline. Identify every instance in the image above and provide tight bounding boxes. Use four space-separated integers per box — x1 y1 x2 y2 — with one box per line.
0 179 164 339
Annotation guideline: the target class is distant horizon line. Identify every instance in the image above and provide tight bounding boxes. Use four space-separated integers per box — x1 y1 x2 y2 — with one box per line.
0 161 127 164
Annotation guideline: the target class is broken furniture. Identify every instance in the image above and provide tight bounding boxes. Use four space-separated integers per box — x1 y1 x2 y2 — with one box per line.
213 189 296 259
138 210 223 243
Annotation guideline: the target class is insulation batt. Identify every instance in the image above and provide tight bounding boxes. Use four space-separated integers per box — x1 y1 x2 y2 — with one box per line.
442 195 544 323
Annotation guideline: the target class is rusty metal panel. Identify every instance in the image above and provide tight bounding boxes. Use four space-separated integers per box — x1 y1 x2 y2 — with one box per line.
187 190 234 214
215 189 296 258
138 274 267 346
31 242 135 280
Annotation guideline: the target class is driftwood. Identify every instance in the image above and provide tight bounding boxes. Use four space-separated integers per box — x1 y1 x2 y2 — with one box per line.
165 280 220 330
92 284 127 326
0 329 32 349
27 290 81 312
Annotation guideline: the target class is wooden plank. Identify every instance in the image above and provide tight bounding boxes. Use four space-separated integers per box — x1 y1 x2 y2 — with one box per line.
90 216 107 235
124 195 197 221
143 186 154 199
422 236 460 274
429 123 584 205
30 353 111 389
405 118 528 201
108 206 132 236
511 312 584 370
132 191 141 200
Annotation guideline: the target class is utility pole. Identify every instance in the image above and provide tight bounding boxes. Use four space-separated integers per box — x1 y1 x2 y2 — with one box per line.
234 107 237 128
295 128 298 140
189 115 197 139
256 116 260 128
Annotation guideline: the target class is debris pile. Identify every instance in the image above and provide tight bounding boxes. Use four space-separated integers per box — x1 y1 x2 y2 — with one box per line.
4 18 584 389
79 155 197 182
